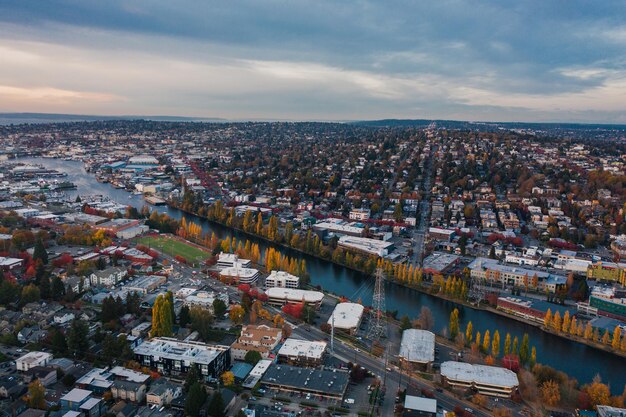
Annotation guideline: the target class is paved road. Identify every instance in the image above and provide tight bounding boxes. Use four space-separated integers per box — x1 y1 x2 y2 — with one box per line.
412 146 436 267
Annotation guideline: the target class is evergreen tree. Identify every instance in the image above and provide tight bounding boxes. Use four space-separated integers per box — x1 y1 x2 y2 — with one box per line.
51 276 66 301
67 319 89 358
33 240 48 265
185 382 207 417
207 391 225 417
184 365 200 392
179 305 191 327
38 274 51 300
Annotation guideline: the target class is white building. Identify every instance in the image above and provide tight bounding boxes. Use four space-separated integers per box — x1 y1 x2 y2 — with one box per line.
266 287 324 309
399 329 435 369
219 264 259 285
216 252 251 270
337 236 394 257
90 266 127 287
184 291 229 312
349 208 371 221
16 351 52 372
327 302 364 334
278 338 327 366
440 362 519 397
265 270 300 289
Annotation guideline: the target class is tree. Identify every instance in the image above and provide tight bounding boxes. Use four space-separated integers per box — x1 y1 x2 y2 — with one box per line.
512 336 519 356
418 306 434 330
449 308 460 340
541 380 561 406
207 391 225 417
229 304 245 325
179 305 191 328
465 321 474 345
38 273 51 300
51 276 66 300
50 327 67 355
67 319 89 358
491 330 501 358
28 380 46 409
190 307 215 342
21 284 41 305
221 371 235 387
185 382 207 417
519 333 530 365
612 326 622 350
400 315 412 334
544 308 552 328
602 329 611 345
33 240 48 265
562 310 571 333
213 299 227 318
184 366 199 393
503 333 511 356
244 350 262 365
584 376 611 408
552 311 562 332
530 346 537 369
584 322 594 340
482 330 490 353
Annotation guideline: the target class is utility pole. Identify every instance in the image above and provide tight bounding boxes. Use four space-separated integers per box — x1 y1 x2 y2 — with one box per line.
330 309 335 355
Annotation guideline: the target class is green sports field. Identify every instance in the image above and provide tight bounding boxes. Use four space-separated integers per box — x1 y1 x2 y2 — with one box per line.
135 235 211 264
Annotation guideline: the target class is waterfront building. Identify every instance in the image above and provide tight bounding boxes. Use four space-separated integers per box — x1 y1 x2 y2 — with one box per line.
266 287 324 309
219 264 259 285
265 270 299 289
216 252 251 269
337 235 394 257
399 329 435 371
327 302 364 334
440 362 519 397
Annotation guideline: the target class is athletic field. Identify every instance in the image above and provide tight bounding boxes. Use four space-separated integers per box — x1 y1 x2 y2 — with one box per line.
135 235 211 264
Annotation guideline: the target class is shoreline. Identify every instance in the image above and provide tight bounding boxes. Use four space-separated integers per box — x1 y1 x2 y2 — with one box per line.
167 201 626 360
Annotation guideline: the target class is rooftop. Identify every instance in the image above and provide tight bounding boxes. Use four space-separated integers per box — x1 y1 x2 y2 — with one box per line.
441 361 519 388
261 363 349 397
327 302 364 329
399 329 435 363
133 337 228 365
404 395 437 413
61 388 92 403
278 338 326 360
266 287 324 303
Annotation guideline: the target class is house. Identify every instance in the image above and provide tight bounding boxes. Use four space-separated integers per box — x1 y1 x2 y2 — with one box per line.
111 380 147 403
0 376 27 399
17 326 47 344
146 380 182 407
23 366 57 387
60 388 93 411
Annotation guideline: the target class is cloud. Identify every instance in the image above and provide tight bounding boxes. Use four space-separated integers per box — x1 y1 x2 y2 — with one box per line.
0 1 625 122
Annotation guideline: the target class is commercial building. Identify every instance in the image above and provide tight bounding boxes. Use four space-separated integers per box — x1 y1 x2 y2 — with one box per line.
216 252 251 270
133 338 231 380
15 351 52 372
422 252 460 275
0 257 24 270
184 291 229 313
261 364 349 400
428 227 456 242
277 338 327 367
399 330 435 370
338 235 394 257
219 264 260 285
265 270 300 289
403 395 437 417
313 220 365 237
587 262 626 285
266 287 324 309
468 257 566 293
230 325 282 361
327 302 364 334
597 405 626 417
122 275 166 295
589 295 626 321
440 362 519 397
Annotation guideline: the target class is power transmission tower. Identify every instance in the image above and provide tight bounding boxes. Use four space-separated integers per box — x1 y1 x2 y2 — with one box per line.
367 268 387 342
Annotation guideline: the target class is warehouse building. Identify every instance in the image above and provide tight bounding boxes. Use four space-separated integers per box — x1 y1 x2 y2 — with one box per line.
133 338 230 380
261 364 349 400
327 302 364 334
399 330 435 371
440 362 519 397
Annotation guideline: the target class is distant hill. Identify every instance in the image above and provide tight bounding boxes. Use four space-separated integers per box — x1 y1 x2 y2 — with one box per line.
352 118 626 130
0 112 226 125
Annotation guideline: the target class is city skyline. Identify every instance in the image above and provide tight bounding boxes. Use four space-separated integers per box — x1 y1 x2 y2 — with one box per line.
1 1 626 123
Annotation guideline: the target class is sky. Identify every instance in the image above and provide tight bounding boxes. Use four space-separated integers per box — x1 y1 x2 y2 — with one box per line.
1 1 626 123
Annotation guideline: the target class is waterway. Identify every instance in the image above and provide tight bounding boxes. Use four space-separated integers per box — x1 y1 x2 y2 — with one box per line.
18 157 626 391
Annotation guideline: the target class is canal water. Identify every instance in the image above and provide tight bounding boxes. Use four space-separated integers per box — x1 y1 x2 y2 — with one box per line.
19 157 626 391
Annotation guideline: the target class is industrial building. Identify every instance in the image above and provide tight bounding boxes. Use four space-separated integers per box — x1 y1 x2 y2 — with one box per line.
261 364 349 400
133 338 230 380
399 330 435 370
327 302 364 334
440 362 519 397
277 338 327 367
266 287 324 309
265 270 300 289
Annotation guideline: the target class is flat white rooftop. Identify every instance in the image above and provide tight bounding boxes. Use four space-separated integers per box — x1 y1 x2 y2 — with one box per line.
328 302 364 330
133 337 228 365
441 361 519 388
278 338 326 360
404 395 437 413
61 388 92 403
399 329 435 364
219 265 259 278
266 287 324 304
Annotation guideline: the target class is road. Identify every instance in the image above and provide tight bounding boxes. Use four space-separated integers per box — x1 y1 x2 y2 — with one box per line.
412 146 436 267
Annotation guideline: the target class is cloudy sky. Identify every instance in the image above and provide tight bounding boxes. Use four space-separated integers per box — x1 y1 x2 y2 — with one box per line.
1 1 626 122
